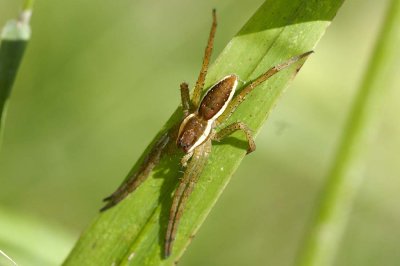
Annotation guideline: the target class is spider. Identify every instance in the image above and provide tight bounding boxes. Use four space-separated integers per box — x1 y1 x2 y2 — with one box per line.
101 9 312 258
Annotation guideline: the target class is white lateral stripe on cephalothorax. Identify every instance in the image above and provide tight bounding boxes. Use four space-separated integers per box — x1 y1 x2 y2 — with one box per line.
187 119 213 153
177 113 196 143
199 74 238 122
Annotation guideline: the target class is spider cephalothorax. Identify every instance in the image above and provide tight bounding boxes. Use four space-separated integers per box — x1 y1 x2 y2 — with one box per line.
101 9 312 258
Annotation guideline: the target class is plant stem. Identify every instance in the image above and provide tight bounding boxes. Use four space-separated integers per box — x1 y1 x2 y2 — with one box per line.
297 1 400 265
22 0 35 11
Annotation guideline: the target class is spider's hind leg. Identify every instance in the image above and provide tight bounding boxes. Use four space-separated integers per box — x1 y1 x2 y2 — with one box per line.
191 9 217 110
213 121 256 154
216 51 313 123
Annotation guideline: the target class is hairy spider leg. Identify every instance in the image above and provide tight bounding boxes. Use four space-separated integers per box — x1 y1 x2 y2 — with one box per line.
100 132 170 211
217 51 313 123
181 150 194 167
165 13 218 252
180 82 191 118
212 121 256 154
191 9 217 110
165 139 212 258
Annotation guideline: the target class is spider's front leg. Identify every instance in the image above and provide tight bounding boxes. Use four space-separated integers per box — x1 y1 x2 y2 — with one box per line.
100 131 170 211
213 121 256 154
165 139 211 258
181 150 194 167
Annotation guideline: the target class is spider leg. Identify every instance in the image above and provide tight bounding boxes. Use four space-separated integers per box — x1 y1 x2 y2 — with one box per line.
165 140 211 257
213 121 256 154
100 132 170 212
180 82 191 118
191 9 217 110
181 150 193 167
217 51 313 123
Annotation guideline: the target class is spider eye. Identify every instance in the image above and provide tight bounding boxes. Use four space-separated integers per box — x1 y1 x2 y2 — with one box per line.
178 136 193 153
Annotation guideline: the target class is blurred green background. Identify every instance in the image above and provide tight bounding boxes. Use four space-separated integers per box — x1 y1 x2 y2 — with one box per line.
0 0 399 265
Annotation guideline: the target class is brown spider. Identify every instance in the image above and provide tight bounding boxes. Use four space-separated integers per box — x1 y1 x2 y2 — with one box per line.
101 9 312 258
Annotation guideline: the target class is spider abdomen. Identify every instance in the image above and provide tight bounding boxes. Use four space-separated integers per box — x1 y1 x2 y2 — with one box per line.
199 74 238 120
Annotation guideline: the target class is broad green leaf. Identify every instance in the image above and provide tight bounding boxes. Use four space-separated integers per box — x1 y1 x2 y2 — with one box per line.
64 0 344 265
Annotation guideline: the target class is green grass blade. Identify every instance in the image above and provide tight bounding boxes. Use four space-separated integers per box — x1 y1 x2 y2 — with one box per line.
63 1 344 265
0 3 32 147
297 1 400 266
22 0 35 11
